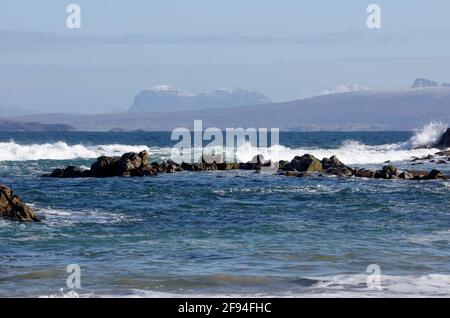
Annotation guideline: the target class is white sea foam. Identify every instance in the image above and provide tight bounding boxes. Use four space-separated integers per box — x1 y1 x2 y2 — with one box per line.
231 141 439 165
0 140 439 165
0 141 154 161
309 273 450 297
70 274 450 298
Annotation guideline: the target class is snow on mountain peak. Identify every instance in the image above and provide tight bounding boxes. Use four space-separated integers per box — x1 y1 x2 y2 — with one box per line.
321 84 371 96
150 85 174 92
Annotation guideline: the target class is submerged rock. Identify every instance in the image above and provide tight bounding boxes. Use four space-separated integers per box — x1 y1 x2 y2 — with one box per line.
47 166 92 178
0 185 38 222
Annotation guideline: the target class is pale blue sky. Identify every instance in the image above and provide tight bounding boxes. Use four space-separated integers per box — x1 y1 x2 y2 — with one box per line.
1 0 450 113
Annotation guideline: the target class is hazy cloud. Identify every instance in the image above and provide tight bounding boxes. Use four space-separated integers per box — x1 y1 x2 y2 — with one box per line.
1 29 446 53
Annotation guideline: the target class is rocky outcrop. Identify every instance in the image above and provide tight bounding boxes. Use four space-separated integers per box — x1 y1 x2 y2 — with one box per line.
411 78 439 89
90 151 158 177
44 150 449 181
0 185 38 222
44 150 159 178
281 154 323 172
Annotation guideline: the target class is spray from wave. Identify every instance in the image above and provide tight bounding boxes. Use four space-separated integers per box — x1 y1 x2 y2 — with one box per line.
0 141 154 161
231 141 437 165
409 121 448 148
229 122 446 164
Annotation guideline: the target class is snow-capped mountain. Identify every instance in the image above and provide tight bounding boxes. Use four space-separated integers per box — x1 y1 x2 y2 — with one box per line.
321 84 371 96
128 86 271 112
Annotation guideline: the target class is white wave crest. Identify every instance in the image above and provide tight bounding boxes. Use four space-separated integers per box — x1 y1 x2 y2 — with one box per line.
231 141 438 165
0 141 152 161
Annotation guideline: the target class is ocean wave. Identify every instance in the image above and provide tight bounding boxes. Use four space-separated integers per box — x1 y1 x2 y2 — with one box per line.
54 273 450 298
309 273 450 297
0 123 447 164
35 207 134 227
231 141 439 165
409 121 448 148
0 141 156 161
0 140 440 165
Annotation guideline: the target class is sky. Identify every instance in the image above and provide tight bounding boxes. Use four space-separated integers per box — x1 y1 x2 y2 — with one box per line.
1 0 450 113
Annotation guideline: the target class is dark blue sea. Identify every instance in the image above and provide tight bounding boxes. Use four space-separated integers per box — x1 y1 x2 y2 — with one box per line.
1 127 450 297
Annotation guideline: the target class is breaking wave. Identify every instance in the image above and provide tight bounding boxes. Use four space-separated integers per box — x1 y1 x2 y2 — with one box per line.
409 121 448 148
0 123 447 165
0 142 155 161
231 141 438 165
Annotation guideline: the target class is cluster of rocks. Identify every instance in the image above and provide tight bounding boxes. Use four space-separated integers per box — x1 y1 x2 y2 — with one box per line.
43 151 276 178
44 150 158 178
410 150 450 166
0 185 38 222
43 150 449 181
278 155 447 180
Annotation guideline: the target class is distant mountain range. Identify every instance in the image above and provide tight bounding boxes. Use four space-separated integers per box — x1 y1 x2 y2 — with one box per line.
0 104 36 116
0 119 76 132
128 85 271 112
2 78 450 131
411 78 450 88
7 84 450 131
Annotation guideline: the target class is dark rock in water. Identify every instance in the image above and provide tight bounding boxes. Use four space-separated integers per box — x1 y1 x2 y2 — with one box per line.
435 128 450 149
278 160 289 171
283 154 323 172
216 162 240 171
437 160 447 164
239 154 269 171
0 185 39 222
321 155 345 170
425 169 446 180
45 166 92 178
382 165 397 174
399 171 414 180
354 168 375 179
435 150 450 156
409 170 429 180
46 150 157 178
374 166 400 179
90 150 155 177
374 170 390 179
181 162 218 172
381 165 399 178
326 167 354 177
160 160 183 173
